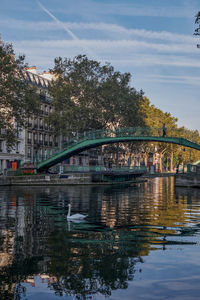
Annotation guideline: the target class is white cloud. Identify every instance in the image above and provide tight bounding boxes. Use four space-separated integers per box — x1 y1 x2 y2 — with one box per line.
1 19 198 44
141 75 200 86
11 38 200 76
51 0 196 18
13 38 195 53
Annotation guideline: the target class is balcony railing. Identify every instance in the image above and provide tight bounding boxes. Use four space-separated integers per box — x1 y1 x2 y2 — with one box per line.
40 94 46 101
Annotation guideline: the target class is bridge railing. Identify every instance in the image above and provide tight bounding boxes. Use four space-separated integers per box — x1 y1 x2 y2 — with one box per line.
34 127 193 164
61 127 185 150
58 165 147 173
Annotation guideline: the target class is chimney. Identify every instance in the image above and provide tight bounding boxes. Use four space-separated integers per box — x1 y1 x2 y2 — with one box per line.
26 66 37 74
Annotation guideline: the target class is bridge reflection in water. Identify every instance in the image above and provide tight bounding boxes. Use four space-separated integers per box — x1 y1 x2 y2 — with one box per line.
1 177 200 299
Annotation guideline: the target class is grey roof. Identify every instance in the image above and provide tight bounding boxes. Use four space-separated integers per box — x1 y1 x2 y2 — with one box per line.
21 69 50 89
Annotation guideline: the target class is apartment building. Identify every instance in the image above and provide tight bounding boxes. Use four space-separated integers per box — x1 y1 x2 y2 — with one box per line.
0 67 58 173
0 66 104 173
0 127 25 173
21 67 61 164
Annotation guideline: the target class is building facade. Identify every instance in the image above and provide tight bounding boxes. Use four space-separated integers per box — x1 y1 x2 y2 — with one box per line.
22 67 57 163
0 127 25 174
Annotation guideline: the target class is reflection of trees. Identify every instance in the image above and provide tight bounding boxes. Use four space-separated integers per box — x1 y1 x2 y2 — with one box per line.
46 229 143 299
0 256 41 300
0 180 199 299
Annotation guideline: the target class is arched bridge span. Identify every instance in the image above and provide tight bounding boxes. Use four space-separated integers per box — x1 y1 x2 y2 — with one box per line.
36 128 200 171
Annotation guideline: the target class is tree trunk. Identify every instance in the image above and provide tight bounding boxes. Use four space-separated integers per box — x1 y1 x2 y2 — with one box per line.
115 143 119 167
170 151 173 172
144 153 148 167
159 154 163 173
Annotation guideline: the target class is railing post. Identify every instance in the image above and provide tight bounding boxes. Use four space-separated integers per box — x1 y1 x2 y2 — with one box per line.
187 164 191 173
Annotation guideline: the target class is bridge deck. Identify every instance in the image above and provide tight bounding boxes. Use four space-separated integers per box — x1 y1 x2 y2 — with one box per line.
37 134 200 171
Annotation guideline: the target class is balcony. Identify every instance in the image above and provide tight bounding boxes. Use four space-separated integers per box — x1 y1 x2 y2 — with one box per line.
39 125 43 130
27 139 32 144
0 128 6 135
46 96 52 103
39 141 43 146
40 94 46 101
54 142 58 147
15 132 20 138
49 142 53 147
44 141 48 146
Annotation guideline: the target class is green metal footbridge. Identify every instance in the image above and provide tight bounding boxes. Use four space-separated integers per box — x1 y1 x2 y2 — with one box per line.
36 127 200 171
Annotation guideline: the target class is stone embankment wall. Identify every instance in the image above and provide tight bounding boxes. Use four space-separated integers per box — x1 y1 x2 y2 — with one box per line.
0 173 92 186
0 176 11 186
175 173 200 188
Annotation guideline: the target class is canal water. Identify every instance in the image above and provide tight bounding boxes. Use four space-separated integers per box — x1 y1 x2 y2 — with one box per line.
0 177 200 300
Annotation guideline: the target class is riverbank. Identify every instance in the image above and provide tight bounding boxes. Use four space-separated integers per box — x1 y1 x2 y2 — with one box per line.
142 172 175 178
0 173 91 186
0 172 175 186
174 173 200 188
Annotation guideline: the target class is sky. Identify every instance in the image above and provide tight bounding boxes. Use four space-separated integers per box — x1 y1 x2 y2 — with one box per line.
1 0 200 131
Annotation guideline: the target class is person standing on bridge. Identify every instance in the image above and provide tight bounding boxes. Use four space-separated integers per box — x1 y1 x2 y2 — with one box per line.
162 123 167 137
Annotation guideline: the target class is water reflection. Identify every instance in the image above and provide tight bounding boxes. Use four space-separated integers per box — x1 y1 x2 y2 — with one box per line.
0 178 200 299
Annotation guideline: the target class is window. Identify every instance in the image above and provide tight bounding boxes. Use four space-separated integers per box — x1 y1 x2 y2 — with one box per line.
40 119 43 129
28 148 32 158
16 142 20 153
45 105 48 115
28 132 32 144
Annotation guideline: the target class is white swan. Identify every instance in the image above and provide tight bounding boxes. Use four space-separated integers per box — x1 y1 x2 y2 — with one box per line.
67 204 88 220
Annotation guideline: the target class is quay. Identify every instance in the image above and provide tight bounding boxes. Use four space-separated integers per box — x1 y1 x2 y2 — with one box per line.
175 173 200 188
0 173 91 186
174 163 200 188
0 166 146 186
2 164 200 187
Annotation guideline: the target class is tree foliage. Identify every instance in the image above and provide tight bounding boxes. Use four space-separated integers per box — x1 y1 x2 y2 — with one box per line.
194 12 200 48
194 11 200 35
0 37 39 147
47 55 145 137
140 97 200 166
47 54 200 167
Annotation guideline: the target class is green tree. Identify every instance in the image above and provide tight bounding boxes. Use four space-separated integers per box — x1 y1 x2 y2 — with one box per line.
0 37 39 147
140 97 200 168
47 55 144 137
194 12 200 35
